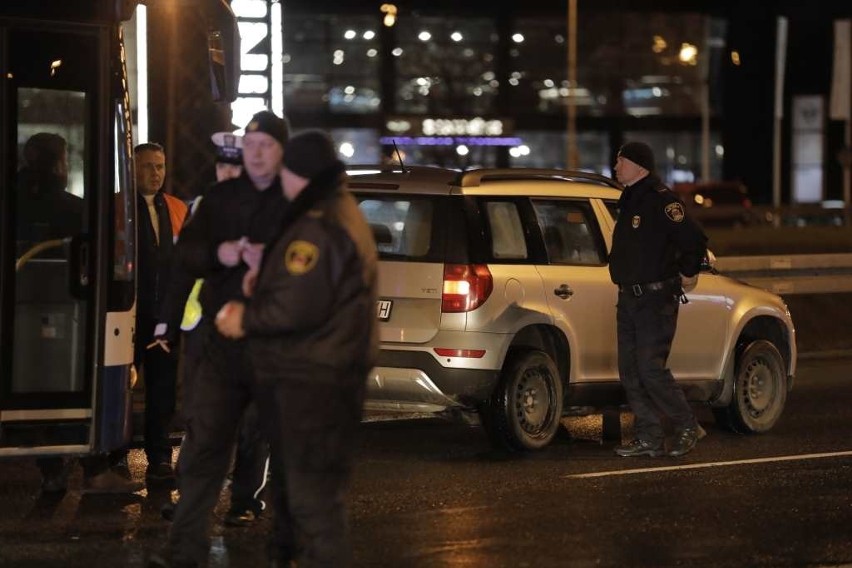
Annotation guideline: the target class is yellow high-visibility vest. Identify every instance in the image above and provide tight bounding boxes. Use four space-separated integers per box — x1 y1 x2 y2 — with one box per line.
180 195 204 332
181 279 203 331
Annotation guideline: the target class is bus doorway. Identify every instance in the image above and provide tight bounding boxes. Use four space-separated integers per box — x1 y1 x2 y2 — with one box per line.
0 19 136 457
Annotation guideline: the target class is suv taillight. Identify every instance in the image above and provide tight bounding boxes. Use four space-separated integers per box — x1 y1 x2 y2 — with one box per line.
442 264 493 313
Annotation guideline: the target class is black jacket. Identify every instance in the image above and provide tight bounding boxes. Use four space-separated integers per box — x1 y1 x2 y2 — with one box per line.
243 167 379 384
173 173 287 322
136 191 184 346
608 174 707 285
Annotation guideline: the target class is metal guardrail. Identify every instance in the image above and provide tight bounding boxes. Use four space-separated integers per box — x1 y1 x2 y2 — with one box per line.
715 253 852 295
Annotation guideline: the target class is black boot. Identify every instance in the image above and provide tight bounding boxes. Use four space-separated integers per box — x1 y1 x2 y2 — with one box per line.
614 438 665 457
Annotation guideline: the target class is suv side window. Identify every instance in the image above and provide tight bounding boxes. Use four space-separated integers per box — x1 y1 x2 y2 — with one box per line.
484 201 528 260
533 199 605 265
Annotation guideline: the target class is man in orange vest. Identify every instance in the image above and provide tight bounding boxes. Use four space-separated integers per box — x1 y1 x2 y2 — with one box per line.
132 142 187 485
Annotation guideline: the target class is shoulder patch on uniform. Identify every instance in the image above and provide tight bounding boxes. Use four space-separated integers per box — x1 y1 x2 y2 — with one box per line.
284 240 319 275
664 202 685 222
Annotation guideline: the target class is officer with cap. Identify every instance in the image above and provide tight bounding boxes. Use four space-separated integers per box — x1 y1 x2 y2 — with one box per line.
609 141 708 458
210 130 243 183
216 129 378 567
149 110 290 568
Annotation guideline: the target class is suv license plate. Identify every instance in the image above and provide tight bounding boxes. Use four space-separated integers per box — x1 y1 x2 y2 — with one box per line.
377 299 393 321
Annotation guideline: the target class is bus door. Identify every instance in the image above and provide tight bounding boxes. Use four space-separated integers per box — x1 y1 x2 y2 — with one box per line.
0 22 110 457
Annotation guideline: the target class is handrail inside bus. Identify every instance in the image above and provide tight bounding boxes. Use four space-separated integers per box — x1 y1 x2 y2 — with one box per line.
15 238 69 272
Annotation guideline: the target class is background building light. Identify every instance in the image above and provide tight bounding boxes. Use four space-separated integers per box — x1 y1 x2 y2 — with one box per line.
731 50 741 66
679 42 698 65
380 3 397 27
418 31 432 41
512 33 525 43
344 29 357 40
339 141 355 158
451 31 463 42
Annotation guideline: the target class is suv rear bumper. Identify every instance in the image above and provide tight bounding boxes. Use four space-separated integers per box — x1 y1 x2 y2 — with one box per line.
365 350 499 412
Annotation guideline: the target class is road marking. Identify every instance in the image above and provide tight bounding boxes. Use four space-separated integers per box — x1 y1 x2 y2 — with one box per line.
565 450 852 479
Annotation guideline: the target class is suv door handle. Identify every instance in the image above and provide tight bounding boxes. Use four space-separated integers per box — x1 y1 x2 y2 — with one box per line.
553 284 573 299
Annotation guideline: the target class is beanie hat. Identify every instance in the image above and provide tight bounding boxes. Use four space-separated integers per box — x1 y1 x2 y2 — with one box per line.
618 141 655 172
211 131 243 165
282 130 342 180
244 110 290 148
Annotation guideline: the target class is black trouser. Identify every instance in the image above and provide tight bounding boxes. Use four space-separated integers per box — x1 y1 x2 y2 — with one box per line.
167 333 258 564
616 284 697 445
177 322 268 515
254 374 365 567
138 341 179 466
167 336 363 566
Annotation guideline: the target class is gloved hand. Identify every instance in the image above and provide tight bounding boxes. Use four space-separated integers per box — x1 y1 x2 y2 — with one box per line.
680 273 698 293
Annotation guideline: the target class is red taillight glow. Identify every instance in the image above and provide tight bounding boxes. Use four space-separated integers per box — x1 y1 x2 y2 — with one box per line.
433 348 486 358
441 263 493 313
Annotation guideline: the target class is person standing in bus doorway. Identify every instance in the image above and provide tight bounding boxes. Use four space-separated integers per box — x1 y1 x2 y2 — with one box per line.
128 142 187 486
157 131 270 527
215 130 378 567
147 110 290 568
18 132 143 494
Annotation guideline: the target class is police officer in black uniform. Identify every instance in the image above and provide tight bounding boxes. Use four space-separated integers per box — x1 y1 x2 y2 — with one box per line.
148 110 290 568
609 141 708 458
156 130 270 528
216 130 378 567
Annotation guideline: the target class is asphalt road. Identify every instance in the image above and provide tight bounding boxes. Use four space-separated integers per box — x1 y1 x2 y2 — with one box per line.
1 357 851 567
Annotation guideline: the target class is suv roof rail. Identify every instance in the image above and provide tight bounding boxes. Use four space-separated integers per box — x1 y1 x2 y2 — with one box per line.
347 164 455 175
458 168 621 190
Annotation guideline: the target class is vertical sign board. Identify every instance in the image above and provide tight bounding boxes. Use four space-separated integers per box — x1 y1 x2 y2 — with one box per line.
229 0 282 130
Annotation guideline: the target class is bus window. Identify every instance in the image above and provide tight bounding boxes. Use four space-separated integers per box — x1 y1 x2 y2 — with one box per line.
6 29 97 398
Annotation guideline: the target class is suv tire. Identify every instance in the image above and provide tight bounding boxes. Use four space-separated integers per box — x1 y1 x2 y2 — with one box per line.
481 349 563 451
713 339 787 434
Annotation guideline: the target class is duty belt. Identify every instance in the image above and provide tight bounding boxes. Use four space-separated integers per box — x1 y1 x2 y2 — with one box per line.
618 277 678 297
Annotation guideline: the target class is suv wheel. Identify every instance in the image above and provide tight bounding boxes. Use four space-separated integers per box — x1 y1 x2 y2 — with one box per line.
481 349 563 451
713 339 787 434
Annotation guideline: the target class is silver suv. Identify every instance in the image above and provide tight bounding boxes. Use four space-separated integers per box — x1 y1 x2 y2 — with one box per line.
352 166 796 451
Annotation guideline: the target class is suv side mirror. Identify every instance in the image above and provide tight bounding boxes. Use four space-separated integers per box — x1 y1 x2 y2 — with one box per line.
206 0 240 103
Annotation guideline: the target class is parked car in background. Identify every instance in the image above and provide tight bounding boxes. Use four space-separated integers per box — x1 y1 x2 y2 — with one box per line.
352 166 796 451
674 181 757 228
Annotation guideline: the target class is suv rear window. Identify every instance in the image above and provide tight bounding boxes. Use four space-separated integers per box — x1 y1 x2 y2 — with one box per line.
356 195 435 260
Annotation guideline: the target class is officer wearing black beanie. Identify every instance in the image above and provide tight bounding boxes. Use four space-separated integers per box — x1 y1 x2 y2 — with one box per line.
215 128 377 566
608 141 709 459
282 129 344 181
